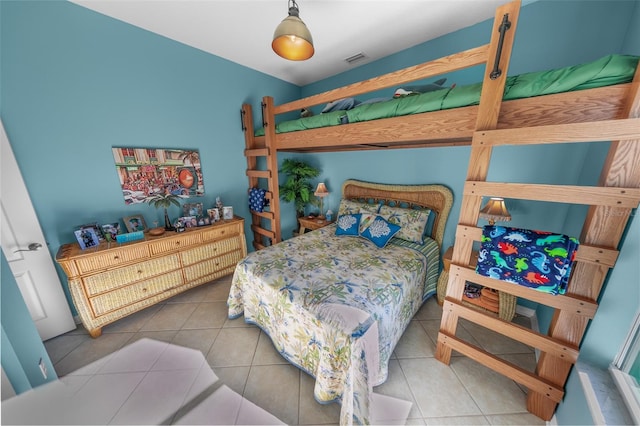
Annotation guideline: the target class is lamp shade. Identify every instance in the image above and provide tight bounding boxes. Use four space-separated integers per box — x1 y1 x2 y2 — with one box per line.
272 1 314 61
479 197 511 225
314 182 329 197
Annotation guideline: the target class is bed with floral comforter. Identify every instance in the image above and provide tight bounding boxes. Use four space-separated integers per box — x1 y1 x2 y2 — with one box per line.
227 180 452 424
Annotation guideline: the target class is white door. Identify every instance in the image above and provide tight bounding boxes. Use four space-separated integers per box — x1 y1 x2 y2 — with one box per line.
1 119 75 341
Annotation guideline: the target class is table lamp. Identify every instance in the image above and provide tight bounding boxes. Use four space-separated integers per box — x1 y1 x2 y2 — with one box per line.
314 182 329 219
479 197 511 226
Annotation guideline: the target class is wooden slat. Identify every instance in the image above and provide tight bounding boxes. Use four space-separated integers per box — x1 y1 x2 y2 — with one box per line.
453 224 619 267
464 181 640 208
244 148 269 157
274 45 490 115
475 117 640 146
438 332 565 403
253 241 266 251
250 210 274 220
452 265 598 317
246 169 271 179
442 299 580 362
251 224 275 239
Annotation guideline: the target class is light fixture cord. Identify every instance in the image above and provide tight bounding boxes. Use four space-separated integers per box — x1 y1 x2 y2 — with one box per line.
288 0 300 16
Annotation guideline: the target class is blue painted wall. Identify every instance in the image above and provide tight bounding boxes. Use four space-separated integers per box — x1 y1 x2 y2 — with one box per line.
1 1 639 423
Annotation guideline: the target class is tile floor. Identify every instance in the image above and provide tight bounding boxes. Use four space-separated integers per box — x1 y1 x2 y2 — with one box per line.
42 275 545 425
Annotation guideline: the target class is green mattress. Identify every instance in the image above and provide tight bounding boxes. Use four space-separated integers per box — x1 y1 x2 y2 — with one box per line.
255 54 639 137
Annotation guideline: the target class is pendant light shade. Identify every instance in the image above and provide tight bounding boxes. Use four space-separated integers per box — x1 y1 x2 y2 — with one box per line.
272 0 314 61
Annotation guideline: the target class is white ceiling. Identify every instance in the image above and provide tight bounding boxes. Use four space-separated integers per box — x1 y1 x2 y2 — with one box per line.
70 0 509 86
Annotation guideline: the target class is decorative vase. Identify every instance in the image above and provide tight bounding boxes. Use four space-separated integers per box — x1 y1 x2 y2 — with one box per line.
164 209 176 231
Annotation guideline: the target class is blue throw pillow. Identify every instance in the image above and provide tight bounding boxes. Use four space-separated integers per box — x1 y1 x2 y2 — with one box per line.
335 214 361 236
360 216 401 248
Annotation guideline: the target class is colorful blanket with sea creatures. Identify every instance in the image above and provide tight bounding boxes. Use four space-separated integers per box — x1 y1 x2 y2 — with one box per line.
475 226 579 295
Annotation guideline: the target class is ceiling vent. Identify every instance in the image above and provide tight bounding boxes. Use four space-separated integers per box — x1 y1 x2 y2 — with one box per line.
344 52 367 65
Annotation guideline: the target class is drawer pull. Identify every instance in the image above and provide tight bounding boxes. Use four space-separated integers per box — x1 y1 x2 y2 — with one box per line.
142 287 148 292
175 241 181 246
114 255 120 260
137 270 143 274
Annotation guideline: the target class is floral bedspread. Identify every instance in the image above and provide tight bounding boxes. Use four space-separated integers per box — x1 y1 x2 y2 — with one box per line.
227 225 439 424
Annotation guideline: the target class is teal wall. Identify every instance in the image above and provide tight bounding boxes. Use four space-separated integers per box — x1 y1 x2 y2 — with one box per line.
1 1 639 423
1 252 57 393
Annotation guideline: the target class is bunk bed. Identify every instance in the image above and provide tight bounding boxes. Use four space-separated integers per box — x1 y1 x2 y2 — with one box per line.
238 0 640 421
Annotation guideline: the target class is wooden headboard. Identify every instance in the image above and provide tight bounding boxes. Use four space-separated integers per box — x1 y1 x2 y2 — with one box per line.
341 179 453 249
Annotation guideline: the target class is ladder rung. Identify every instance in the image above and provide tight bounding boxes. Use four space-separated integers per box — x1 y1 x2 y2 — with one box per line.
245 148 269 157
253 241 266 251
442 298 579 362
437 331 564 403
454 224 619 267
246 169 271 179
450 265 598 317
250 210 274 219
465 181 640 208
251 224 275 239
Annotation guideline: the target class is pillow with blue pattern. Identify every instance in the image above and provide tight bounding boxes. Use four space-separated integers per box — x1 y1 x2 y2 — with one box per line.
360 215 401 248
335 213 361 236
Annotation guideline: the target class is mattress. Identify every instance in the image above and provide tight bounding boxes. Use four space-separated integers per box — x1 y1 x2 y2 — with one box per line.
255 54 639 136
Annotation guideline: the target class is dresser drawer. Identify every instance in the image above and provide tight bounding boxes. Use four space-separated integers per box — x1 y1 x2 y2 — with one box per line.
200 223 241 242
89 270 184 317
148 233 201 255
183 250 244 281
180 236 242 266
74 245 150 274
82 254 181 296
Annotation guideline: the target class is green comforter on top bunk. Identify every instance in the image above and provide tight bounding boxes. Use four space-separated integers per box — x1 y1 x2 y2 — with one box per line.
254 54 639 137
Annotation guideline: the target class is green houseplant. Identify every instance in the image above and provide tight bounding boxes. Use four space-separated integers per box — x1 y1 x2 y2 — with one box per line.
279 159 320 217
145 193 185 231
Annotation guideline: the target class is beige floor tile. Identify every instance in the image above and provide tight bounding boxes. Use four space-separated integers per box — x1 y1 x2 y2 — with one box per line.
212 365 251 396
182 301 228 329
394 320 436 358
399 357 481 418
243 364 301 426
140 303 199 331
252 332 289 366
449 357 528 415
172 328 220 355
374 359 421 420
425 415 489 425
413 297 444 321
484 412 545 425
458 320 534 355
128 330 179 344
44 332 89 364
53 332 133 376
206 327 260 367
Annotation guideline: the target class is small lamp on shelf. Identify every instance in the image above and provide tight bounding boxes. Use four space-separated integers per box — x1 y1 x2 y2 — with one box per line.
314 182 329 219
479 197 511 226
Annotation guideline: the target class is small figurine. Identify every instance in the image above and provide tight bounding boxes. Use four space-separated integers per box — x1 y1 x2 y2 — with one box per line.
326 209 334 222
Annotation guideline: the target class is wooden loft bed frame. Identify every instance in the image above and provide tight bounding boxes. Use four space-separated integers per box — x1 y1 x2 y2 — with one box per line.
241 0 640 420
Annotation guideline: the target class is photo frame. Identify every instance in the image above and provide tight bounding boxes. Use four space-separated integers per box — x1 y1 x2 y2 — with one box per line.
123 215 147 233
183 202 203 218
101 222 122 242
75 228 100 250
77 222 105 241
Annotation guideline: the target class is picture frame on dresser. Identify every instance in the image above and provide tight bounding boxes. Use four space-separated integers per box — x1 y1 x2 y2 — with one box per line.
123 215 147 233
74 228 100 250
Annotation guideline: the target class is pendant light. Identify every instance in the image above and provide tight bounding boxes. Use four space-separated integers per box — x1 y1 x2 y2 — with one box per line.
272 0 314 61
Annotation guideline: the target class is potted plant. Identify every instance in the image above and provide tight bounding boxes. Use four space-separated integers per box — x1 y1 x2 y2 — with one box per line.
145 192 186 232
279 158 320 217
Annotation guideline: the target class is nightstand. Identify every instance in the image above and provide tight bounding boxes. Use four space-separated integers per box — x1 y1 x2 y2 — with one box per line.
437 246 516 321
298 216 334 234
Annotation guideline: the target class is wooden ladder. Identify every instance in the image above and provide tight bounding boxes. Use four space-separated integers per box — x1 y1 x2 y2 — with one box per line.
241 99 282 250
435 1 640 421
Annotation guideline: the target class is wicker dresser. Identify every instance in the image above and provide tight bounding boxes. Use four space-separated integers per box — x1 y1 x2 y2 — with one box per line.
56 217 247 337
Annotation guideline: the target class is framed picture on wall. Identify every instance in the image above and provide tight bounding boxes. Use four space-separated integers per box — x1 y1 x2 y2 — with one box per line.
123 215 147 233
